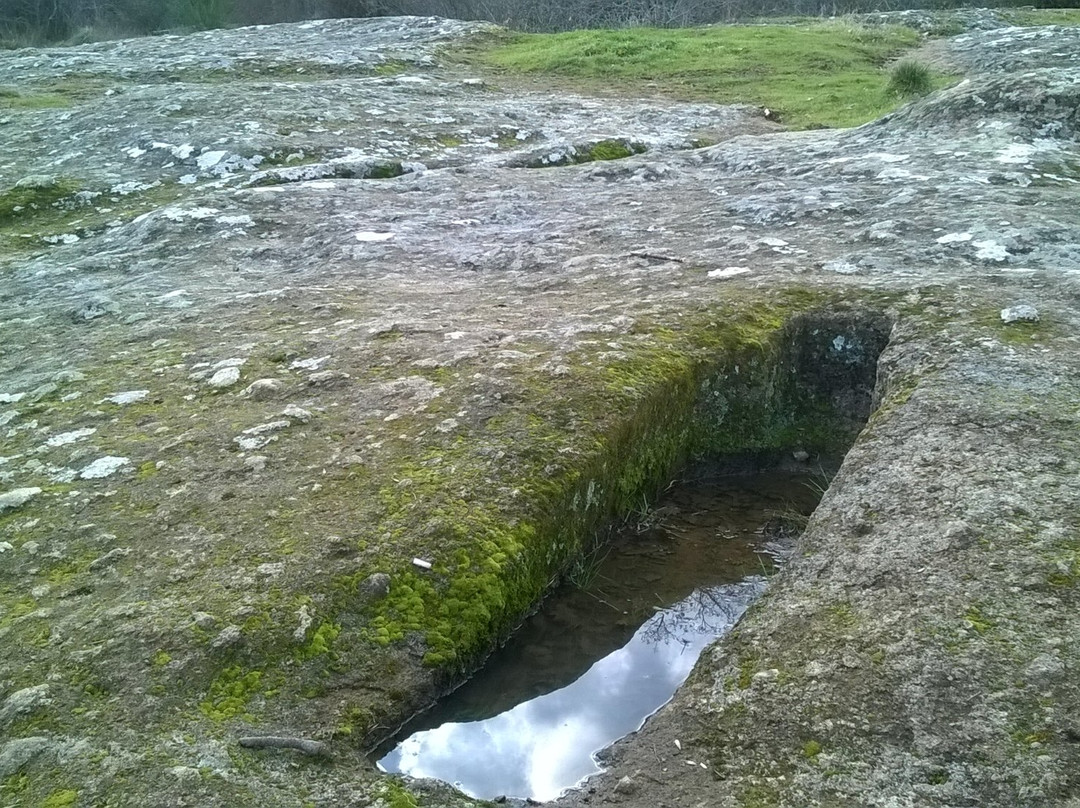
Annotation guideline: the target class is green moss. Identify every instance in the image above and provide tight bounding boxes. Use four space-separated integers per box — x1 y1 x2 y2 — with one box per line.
151 650 171 667
0 91 71 109
802 739 823 758
199 666 263 721
580 139 647 162
963 606 995 635
295 621 341 661
42 790 79 808
0 178 83 225
360 291 888 673
374 60 412 76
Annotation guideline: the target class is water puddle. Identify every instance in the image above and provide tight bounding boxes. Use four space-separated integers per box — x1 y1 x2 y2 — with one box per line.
378 472 823 801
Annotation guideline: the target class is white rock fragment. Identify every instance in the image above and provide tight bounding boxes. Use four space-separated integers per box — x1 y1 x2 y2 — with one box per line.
289 356 330 371
208 366 241 389
355 231 395 242
0 685 50 726
45 427 97 447
243 455 268 472
0 542 12 553
708 267 751 279
0 393 25 404
293 604 314 643
78 456 131 479
211 625 243 649
281 404 312 423
974 240 1010 262
242 379 283 399
936 232 972 245
0 487 42 511
196 150 230 171
0 410 18 426
412 558 432 570
105 390 149 405
1001 304 1039 324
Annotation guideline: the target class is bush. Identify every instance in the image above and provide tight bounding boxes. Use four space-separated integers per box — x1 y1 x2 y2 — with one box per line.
887 60 933 97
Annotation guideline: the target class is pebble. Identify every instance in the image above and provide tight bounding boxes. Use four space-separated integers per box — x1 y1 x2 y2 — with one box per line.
242 378 283 400
208 366 241 388
281 404 312 423
192 612 217 629
88 547 132 571
0 487 41 511
1000 303 1039 324
211 625 243 649
0 685 50 727
244 455 268 472
359 572 391 600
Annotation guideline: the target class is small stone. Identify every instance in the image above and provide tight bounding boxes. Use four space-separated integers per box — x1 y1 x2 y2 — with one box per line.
0 487 41 511
208 366 241 389
792 449 810 462
614 775 638 796
293 604 314 643
0 736 52 778
88 547 132 571
1000 303 1039 324
0 685 50 727
211 625 243 650
105 390 149 405
192 612 217 629
281 404 312 423
242 379 283 400
359 572 391 600
0 542 13 553
72 295 120 322
244 455 268 472
22 541 40 556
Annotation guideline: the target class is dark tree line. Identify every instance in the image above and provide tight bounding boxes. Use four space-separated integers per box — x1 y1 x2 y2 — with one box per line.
0 0 1073 44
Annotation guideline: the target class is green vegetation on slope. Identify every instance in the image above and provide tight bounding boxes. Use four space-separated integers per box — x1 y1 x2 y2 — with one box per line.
470 21 938 129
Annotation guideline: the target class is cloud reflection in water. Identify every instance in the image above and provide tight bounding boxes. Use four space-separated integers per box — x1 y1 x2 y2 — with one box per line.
378 578 765 801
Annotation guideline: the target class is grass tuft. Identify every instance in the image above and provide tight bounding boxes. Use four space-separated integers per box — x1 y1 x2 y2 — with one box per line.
886 60 933 98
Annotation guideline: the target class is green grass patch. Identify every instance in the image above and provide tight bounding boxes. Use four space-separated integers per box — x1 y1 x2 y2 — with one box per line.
467 21 926 129
0 178 82 225
999 8 1080 26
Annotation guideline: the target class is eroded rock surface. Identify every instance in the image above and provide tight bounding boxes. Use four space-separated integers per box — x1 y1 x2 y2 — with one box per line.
1 12 1078 808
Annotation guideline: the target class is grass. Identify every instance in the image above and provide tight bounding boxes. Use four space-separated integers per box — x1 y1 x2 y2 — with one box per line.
886 60 933 98
467 21 928 129
999 8 1080 26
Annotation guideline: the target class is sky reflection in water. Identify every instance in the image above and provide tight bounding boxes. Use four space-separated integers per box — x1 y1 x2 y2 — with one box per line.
378 578 764 801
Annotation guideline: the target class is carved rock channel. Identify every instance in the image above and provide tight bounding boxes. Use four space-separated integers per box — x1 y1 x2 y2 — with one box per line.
0 12 1078 808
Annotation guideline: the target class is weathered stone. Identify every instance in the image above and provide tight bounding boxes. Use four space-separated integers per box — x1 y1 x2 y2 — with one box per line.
242 379 283 400
210 625 243 650
0 684 50 727
0 487 41 511
208 366 241 389
1001 303 1040 324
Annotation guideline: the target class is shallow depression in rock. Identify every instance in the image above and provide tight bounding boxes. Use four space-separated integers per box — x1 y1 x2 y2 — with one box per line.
377 472 823 801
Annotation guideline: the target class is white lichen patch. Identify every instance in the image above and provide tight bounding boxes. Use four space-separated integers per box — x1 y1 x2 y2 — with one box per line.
78 456 131 479
44 427 97 447
104 390 149 405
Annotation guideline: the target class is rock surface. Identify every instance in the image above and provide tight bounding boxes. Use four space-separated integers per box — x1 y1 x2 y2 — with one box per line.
0 11 1078 808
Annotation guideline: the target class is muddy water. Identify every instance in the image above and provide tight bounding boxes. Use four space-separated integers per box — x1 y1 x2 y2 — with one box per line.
378 472 823 801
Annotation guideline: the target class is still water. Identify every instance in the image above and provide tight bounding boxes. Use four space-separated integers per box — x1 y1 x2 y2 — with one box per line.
378 473 821 801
